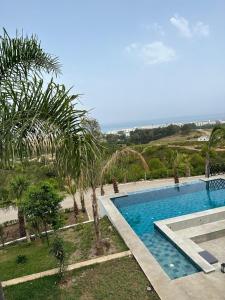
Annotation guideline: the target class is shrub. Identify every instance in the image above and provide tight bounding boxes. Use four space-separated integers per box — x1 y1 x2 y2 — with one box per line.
148 158 165 169
148 168 168 179
16 255 28 264
24 181 63 245
190 153 205 175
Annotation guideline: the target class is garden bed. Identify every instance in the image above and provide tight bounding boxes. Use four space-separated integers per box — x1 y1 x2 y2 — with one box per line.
0 217 127 281
1 209 88 243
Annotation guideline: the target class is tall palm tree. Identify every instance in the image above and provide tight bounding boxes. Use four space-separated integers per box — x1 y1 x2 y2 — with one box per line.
0 29 98 298
0 28 60 168
0 78 90 167
87 158 104 255
205 125 225 178
78 170 87 213
0 27 60 300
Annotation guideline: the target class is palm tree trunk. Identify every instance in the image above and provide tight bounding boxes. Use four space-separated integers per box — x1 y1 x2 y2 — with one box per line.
18 208 26 237
0 281 4 300
205 152 210 178
24 215 31 243
80 191 86 213
44 221 49 246
174 167 179 184
92 187 104 255
100 184 105 196
185 166 191 177
72 195 79 222
112 177 119 193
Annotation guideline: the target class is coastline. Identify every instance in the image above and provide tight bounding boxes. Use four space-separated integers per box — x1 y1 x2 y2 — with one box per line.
102 114 225 134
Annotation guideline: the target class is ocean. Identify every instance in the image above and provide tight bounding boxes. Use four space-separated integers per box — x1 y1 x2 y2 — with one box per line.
101 113 225 133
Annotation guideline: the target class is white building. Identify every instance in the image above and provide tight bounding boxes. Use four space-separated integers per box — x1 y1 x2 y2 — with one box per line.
197 135 209 142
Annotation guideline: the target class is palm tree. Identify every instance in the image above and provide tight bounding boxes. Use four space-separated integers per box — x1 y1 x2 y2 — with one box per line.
83 156 104 255
0 281 4 300
0 78 87 168
183 155 191 177
102 147 149 193
64 176 79 222
0 29 98 298
0 27 60 300
171 151 191 184
205 125 225 178
84 147 148 255
78 170 87 213
10 176 30 240
0 28 58 168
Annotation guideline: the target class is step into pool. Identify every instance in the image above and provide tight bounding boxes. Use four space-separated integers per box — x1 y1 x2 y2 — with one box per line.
112 179 225 279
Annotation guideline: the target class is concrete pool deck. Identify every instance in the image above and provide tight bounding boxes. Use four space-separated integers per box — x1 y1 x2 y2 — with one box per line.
99 175 225 300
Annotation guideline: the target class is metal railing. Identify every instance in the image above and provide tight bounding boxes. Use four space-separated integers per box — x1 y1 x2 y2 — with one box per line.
210 163 225 176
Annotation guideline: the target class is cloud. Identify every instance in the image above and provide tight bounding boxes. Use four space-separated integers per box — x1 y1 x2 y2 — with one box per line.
143 22 165 36
170 15 192 38
125 43 139 53
170 15 210 38
193 22 210 37
152 22 165 36
125 41 176 65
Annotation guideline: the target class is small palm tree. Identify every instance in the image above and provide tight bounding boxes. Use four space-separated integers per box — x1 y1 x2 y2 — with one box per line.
10 176 30 241
172 151 189 184
102 147 149 193
205 125 225 177
183 154 191 177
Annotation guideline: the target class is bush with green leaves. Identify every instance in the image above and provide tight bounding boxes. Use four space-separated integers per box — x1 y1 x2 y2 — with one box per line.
24 181 63 245
16 255 28 264
148 168 169 179
148 158 165 169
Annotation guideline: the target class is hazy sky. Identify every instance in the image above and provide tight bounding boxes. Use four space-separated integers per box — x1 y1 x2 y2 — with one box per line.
2 0 225 127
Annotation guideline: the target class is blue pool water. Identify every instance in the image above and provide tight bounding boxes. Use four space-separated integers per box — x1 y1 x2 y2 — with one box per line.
112 179 225 279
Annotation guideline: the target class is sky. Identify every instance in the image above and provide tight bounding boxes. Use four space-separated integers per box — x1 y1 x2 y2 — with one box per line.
1 0 225 129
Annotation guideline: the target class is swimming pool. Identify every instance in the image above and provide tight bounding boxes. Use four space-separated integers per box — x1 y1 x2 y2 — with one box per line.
112 179 225 279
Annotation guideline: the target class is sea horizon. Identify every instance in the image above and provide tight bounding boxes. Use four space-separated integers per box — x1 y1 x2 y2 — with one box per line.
101 113 225 133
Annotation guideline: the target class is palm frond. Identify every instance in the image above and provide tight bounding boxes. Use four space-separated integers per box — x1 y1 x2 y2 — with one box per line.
0 28 60 84
0 77 92 170
101 147 149 178
209 125 225 148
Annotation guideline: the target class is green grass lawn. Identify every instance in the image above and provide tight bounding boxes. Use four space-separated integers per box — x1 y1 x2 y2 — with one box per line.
0 217 127 281
4 256 160 300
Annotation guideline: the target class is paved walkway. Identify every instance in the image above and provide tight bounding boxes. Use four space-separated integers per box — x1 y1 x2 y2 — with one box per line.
0 175 204 222
2 250 131 287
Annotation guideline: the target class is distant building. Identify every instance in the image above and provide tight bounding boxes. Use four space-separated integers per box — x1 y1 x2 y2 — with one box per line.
197 135 209 142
